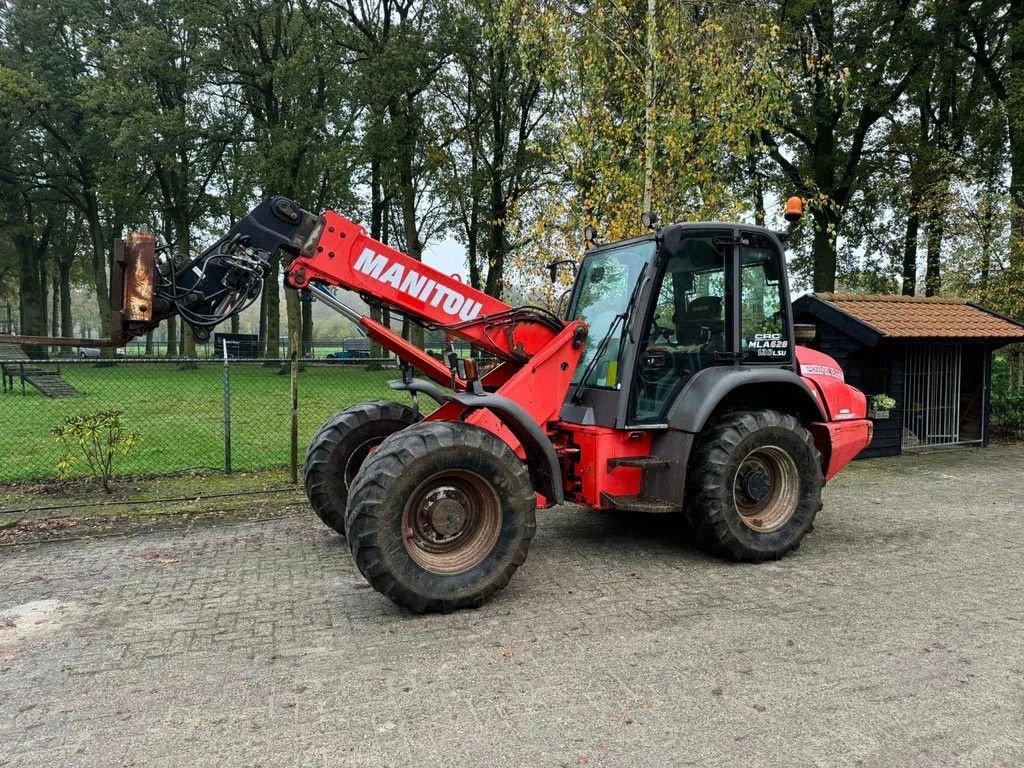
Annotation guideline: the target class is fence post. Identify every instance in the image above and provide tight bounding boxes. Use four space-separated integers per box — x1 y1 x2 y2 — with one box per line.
290 349 299 484
222 339 232 473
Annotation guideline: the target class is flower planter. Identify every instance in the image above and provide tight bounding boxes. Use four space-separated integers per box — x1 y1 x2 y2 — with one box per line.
868 409 890 420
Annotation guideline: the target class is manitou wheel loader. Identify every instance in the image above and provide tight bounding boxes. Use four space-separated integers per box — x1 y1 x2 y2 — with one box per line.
110 195 872 612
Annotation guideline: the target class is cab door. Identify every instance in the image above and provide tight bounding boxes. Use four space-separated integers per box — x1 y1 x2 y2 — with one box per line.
627 228 734 425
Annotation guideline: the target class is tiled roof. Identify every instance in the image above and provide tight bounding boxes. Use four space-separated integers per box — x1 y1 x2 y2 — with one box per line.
813 293 1024 339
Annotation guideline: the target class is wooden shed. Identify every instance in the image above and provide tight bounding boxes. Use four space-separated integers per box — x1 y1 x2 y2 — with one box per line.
793 294 1024 458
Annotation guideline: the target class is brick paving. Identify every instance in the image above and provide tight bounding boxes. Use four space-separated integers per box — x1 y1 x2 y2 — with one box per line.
1 445 1023 767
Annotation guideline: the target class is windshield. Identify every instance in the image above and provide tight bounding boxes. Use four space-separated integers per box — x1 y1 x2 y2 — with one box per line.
567 240 654 389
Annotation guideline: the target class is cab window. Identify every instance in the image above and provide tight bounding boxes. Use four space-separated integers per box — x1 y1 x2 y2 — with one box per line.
629 231 730 423
740 236 790 363
567 240 652 389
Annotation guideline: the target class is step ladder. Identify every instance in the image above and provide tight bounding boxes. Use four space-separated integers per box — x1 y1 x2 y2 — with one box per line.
600 455 680 513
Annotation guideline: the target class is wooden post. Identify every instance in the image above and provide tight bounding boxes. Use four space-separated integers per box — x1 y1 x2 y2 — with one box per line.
290 348 299 484
222 340 232 473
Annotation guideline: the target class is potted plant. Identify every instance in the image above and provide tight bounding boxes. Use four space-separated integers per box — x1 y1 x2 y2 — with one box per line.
868 394 896 420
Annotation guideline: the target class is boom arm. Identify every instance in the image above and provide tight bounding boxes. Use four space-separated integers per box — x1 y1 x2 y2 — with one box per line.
121 197 573 378
286 209 564 362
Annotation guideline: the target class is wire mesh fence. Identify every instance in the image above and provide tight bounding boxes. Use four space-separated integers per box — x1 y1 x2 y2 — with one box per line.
0 354 413 483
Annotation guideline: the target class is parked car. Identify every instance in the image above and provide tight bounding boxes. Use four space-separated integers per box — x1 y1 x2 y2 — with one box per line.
78 347 126 359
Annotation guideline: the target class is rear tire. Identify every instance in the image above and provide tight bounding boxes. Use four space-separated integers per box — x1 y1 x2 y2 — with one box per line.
346 421 536 613
686 410 823 561
303 400 417 535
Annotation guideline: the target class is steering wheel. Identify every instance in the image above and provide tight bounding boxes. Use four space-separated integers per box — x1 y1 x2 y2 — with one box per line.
651 323 674 343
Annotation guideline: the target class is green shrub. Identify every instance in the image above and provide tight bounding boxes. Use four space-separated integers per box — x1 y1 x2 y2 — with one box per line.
871 394 896 411
991 353 1024 438
991 387 1024 438
52 410 140 492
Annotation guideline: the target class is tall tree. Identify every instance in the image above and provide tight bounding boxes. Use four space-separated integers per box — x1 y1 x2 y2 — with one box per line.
439 0 560 299
955 0 1024 272
207 0 357 358
526 0 788 303
339 0 453 345
0 0 150 344
94 0 238 358
762 0 927 292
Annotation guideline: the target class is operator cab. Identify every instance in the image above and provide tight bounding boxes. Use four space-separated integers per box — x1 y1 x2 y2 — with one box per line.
562 223 795 429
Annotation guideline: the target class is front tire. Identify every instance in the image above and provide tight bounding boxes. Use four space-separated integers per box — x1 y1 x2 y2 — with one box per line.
346 421 536 613
303 400 418 535
686 410 823 561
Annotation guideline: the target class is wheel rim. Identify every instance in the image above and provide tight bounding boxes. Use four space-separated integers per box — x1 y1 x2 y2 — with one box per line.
732 446 800 533
343 438 380 490
402 469 502 575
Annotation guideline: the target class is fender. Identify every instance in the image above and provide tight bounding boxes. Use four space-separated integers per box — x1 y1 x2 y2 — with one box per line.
665 366 827 434
390 379 564 505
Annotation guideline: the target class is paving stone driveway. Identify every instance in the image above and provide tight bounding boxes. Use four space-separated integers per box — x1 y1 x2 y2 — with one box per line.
1 446 1023 767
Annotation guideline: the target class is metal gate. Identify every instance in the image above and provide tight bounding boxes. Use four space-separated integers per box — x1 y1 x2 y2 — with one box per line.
903 344 962 448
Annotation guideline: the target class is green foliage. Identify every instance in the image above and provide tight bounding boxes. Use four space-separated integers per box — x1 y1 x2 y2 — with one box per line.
991 354 1024 438
991 388 1024 438
871 394 896 412
52 411 140 492
0 0 1021 336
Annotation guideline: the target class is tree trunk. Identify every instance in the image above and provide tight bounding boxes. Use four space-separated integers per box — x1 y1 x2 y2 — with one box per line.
642 0 656 213
258 289 268 355
181 325 197 360
16 238 47 337
484 168 506 299
901 213 919 296
166 316 178 356
301 296 313 357
980 199 994 291
265 255 281 358
59 258 73 338
230 314 240 334
83 193 111 341
809 109 839 293
285 286 301 363
1009 123 1024 271
50 269 59 351
145 331 154 356
398 148 424 349
811 205 839 293
924 218 943 297
369 158 386 361
175 221 197 365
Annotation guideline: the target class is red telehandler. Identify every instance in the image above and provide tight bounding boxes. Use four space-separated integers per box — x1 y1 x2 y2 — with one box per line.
111 195 872 612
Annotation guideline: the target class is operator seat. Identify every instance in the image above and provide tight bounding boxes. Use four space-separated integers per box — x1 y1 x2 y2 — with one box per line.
678 295 724 349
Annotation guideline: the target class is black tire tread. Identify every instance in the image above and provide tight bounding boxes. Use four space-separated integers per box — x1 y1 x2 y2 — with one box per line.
685 409 823 562
346 421 536 613
303 400 416 535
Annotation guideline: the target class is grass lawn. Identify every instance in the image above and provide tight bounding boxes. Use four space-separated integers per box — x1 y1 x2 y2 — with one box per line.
0 361 407 481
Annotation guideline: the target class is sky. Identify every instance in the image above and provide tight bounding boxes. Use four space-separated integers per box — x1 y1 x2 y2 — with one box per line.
422 234 468 278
